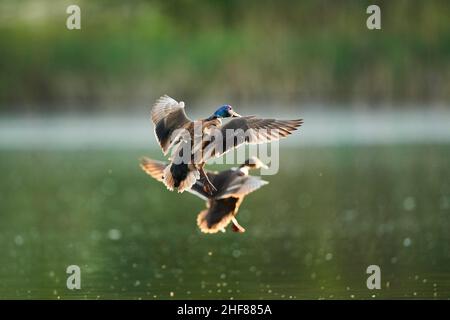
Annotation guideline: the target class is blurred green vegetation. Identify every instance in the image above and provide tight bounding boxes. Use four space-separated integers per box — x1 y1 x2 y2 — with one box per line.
0 0 449 111
0 146 449 298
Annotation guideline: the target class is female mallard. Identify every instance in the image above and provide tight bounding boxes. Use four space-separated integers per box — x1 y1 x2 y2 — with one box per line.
140 156 269 234
150 95 302 194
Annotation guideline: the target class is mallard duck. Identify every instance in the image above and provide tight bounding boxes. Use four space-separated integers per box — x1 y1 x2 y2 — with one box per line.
140 156 269 234
150 95 302 194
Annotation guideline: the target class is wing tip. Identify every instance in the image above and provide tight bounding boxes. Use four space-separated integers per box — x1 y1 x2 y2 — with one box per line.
139 156 153 170
140 157 167 182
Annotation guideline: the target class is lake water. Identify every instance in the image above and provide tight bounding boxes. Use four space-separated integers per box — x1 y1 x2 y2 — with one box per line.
0 145 449 299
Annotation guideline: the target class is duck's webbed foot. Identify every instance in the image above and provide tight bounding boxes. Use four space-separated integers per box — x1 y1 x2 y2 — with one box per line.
231 217 246 233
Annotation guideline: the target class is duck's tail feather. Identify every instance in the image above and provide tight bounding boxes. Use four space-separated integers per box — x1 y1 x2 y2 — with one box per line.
197 208 233 234
178 169 200 193
197 198 243 234
163 162 199 193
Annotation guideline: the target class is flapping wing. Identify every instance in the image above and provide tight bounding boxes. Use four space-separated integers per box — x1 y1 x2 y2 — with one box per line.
203 116 303 160
216 175 268 199
151 95 192 155
140 157 167 182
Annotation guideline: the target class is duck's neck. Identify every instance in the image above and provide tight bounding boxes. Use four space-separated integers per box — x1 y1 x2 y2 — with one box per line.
238 165 249 175
206 114 218 121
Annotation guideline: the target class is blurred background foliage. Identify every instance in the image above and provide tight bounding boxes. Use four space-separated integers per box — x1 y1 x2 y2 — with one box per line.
1 1 450 300
0 0 449 112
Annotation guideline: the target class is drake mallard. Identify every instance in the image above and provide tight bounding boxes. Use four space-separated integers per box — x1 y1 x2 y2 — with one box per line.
140 156 269 234
150 95 302 194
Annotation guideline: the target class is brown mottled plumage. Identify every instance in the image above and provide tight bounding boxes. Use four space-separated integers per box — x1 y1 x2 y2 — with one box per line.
140 156 269 234
149 95 302 195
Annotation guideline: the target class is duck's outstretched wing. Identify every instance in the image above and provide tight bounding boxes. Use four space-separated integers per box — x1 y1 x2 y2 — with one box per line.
215 175 269 199
140 157 166 182
197 174 268 234
203 116 303 160
140 157 215 200
151 95 193 155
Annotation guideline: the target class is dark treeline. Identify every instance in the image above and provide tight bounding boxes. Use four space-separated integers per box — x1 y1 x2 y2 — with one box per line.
0 0 449 112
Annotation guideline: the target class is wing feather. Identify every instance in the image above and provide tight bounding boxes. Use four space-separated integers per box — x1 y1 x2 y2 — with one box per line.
140 157 166 182
150 95 192 155
203 116 303 160
216 175 269 199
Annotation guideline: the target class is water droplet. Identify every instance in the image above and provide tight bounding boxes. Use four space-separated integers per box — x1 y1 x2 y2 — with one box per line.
108 229 122 241
14 235 24 246
439 196 450 210
403 237 412 247
403 197 416 211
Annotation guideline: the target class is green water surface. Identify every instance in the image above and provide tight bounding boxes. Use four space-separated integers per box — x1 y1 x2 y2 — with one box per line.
0 146 449 299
